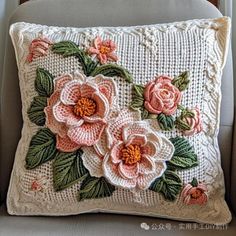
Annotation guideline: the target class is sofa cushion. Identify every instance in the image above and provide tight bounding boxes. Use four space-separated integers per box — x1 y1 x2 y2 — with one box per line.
0 204 235 236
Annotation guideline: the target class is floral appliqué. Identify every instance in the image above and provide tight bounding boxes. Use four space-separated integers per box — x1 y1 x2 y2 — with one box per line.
88 36 118 64
45 71 117 152
25 38 201 204
26 36 52 63
181 178 208 205
82 109 174 190
130 71 203 135
30 174 49 192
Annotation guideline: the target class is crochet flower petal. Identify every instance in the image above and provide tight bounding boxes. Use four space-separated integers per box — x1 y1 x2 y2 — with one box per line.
81 147 103 177
107 52 118 62
80 83 97 98
138 155 155 175
45 107 67 138
110 142 123 164
96 76 117 105
146 133 175 162
53 102 83 126
93 132 108 157
92 92 110 118
125 134 147 146
98 53 108 64
137 161 167 190
103 154 137 189
106 109 141 147
88 47 99 55
118 162 139 179
144 101 162 114
74 71 86 83
122 121 150 142
60 80 81 105
94 36 102 49
142 141 157 157
104 39 116 51
68 122 105 146
56 134 81 152
54 74 73 91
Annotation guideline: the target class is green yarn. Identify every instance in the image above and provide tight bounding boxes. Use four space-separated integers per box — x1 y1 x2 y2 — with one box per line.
78 176 116 201
25 128 57 169
27 96 47 126
168 137 199 170
35 68 54 97
171 71 190 91
53 149 88 191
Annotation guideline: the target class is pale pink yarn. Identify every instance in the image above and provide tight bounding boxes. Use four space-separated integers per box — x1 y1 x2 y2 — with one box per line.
44 72 117 152
144 76 182 115
82 109 175 190
26 36 52 63
88 36 118 64
182 107 203 136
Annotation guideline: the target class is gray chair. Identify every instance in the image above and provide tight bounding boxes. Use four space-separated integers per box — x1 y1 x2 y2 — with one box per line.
0 0 235 235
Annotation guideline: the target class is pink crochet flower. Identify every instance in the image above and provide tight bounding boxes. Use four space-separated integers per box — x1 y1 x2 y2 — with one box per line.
26 36 52 63
144 76 182 115
82 109 175 190
44 71 117 152
88 36 118 64
30 174 48 192
182 107 203 136
181 178 208 205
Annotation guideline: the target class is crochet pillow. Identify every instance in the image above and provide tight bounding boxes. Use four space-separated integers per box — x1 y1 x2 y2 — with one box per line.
7 17 231 224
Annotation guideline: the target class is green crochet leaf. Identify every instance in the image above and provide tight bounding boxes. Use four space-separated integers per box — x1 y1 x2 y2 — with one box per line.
52 41 81 57
149 170 182 201
35 68 54 97
91 64 133 83
171 71 190 91
52 41 97 76
167 137 199 170
27 96 47 126
157 113 175 131
53 149 88 191
133 84 145 97
25 128 57 169
130 84 149 119
78 176 116 201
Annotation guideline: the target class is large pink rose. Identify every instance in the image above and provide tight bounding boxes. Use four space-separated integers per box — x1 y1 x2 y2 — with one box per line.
182 107 203 136
44 71 117 152
144 76 182 115
82 109 175 190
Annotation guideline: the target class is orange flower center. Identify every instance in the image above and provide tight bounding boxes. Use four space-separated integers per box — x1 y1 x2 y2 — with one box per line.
73 97 96 117
100 45 111 54
191 189 202 199
121 144 142 165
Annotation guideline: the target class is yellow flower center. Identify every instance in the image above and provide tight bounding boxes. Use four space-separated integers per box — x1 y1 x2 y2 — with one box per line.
191 189 202 199
73 97 96 117
121 144 142 165
100 45 111 54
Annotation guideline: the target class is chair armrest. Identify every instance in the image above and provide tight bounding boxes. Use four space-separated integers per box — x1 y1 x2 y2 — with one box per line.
231 111 236 214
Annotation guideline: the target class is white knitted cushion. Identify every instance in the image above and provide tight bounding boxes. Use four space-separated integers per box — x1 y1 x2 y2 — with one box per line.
7 17 231 224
